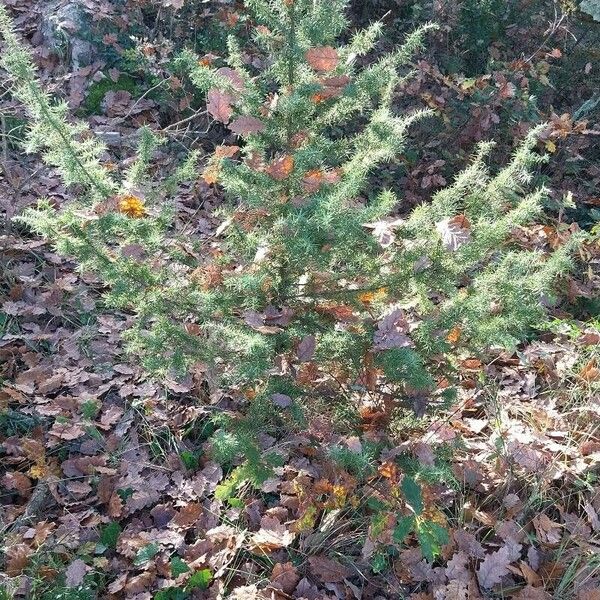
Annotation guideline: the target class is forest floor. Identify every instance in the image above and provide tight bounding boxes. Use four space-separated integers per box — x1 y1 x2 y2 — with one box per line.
1 1 600 599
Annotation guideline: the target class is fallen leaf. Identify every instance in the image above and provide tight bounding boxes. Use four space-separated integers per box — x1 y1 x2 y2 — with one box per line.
580 360 600 382
216 66 245 90
445 551 470 583
305 46 339 72
513 586 551 599
270 562 300 594
250 517 295 552
214 145 240 159
308 555 352 583
301 169 324 194
436 215 471 251
476 546 512 589
447 326 462 344
2 471 32 496
5 544 32 577
265 155 294 180
532 514 562 545
207 89 234 123
65 559 89 588
373 307 413 350
173 502 202 527
297 335 316 362
229 116 266 136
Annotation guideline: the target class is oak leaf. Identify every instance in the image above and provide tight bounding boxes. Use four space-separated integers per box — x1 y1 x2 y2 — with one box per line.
5 544 32 576
373 307 413 350
173 502 202 527
308 555 352 582
207 89 234 123
476 546 512 589
265 155 294 180
532 514 562 545
436 214 471 251
2 471 32 496
270 562 300 594
229 116 266 135
305 46 339 72
214 145 240 159
249 517 295 552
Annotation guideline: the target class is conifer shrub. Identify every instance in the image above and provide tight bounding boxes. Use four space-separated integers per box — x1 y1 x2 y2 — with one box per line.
0 2 584 490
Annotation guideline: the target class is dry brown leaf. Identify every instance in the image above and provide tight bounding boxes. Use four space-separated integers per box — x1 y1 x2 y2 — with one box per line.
270 562 300 594
2 471 32 496
532 514 562 545
229 115 266 136
301 169 324 194
513 586 552 599
215 66 245 90
214 145 240 159
173 502 202 527
308 555 352 583
5 544 32 577
305 46 339 72
373 307 412 351
580 440 600 456
519 561 542 586
447 326 462 344
65 559 89 588
476 546 512 589
580 360 600 382
206 89 234 123
316 302 357 322
296 335 316 362
249 517 295 552
202 165 220 185
265 155 294 180
436 214 472 251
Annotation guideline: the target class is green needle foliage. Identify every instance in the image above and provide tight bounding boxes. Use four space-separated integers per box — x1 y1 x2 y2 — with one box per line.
0 1 584 490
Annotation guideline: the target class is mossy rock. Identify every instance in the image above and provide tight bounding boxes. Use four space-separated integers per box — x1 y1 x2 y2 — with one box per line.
580 0 600 21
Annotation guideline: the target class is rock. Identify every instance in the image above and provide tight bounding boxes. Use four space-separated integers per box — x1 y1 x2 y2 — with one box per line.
41 1 95 70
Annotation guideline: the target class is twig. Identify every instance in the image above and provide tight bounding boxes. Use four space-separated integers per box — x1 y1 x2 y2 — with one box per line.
122 78 169 121
0 476 58 536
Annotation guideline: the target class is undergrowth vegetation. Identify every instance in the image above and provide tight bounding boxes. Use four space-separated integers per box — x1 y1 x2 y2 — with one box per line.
1 0 599 598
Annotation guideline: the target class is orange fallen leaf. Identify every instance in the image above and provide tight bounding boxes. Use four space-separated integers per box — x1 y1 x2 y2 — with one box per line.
461 358 482 370
265 155 294 180
580 360 600 382
447 326 462 344
214 144 240 159
305 46 339 72
378 461 398 480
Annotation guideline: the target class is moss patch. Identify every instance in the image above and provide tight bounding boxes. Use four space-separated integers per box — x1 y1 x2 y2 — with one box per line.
81 73 139 116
